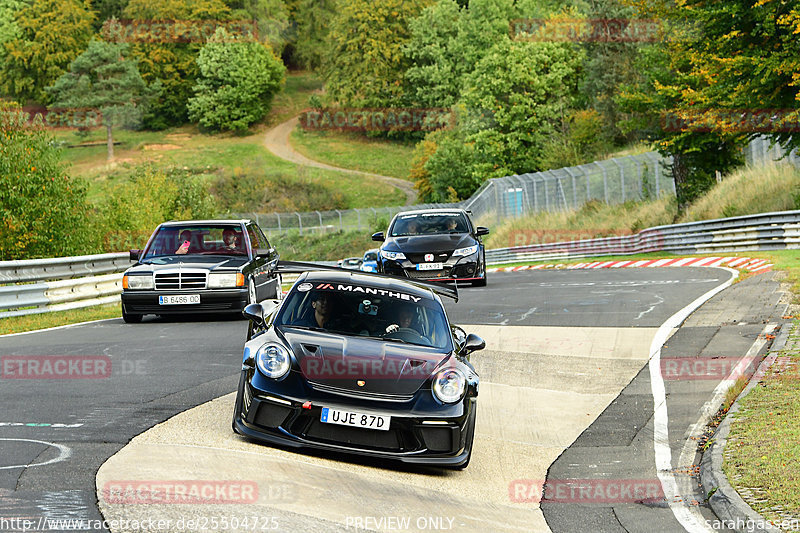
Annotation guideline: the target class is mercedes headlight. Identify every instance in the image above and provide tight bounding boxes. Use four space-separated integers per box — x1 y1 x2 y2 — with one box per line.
256 343 291 379
452 245 478 257
208 272 245 288
122 274 154 290
432 368 466 403
380 250 406 261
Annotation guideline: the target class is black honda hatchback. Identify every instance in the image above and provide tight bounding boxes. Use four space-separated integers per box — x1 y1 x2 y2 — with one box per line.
372 209 489 286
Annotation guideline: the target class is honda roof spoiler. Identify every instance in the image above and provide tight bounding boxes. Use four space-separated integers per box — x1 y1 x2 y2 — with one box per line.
276 260 459 302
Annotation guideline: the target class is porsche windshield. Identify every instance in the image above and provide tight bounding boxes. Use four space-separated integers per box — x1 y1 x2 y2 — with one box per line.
142 225 248 259
390 213 469 237
275 283 453 350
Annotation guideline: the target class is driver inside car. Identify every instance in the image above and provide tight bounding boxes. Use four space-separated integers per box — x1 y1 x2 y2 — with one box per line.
385 306 418 335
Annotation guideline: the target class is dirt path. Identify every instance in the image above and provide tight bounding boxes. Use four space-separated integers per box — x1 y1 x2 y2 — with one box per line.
264 116 417 205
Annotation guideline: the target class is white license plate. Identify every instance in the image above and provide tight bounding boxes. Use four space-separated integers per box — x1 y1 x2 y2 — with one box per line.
416 262 443 271
320 407 390 431
158 294 200 305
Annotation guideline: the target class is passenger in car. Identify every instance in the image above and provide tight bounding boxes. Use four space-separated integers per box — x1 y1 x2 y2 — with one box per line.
175 230 192 254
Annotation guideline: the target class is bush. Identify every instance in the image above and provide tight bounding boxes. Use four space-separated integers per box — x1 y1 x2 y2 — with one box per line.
188 28 286 132
95 165 218 252
0 102 93 259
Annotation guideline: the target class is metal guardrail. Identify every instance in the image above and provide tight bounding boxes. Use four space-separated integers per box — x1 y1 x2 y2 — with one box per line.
0 252 131 284
0 210 797 318
484 210 800 264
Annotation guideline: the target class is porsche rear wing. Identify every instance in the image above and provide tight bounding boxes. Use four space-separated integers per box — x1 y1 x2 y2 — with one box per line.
275 260 459 302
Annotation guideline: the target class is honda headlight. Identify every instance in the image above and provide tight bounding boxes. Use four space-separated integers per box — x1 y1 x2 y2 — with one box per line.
432 368 466 403
452 245 478 257
380 250 406 261
122 274 154 290
208 272 244 288
256 343 291 379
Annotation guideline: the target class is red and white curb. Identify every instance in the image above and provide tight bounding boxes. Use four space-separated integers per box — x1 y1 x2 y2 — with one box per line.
488 256 773 274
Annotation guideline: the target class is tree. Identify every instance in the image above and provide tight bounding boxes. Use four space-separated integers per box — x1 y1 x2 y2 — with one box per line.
0 102 92 259
119 0 230 128
188 27 285 132
0 0 27 71
224 0 290 53
0 0 95 104
47 40 159 161
293 0 336 70
324 0 432 107
459 40 584 178
618 1 750 212
404 0 519 109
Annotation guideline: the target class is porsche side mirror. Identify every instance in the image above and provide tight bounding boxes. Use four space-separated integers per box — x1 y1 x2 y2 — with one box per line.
129 249 141 261
462 333 486 355
475 227 489 237
371 232 385 242
242 303 265 326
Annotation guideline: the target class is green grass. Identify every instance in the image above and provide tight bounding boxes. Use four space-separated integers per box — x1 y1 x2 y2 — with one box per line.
49 71 407 212
267 71 324 126
0 304 120 335
54 126 404 211
290 127 416 179
272 230 376 261
724 321 800 525
679 162 800 222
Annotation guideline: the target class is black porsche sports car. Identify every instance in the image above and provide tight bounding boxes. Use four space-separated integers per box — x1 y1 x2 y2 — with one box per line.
120 220 280 323
372 208 489 286
232 264 485 468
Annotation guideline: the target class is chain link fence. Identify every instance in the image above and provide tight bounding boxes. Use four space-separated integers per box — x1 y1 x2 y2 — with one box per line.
238 137 798 237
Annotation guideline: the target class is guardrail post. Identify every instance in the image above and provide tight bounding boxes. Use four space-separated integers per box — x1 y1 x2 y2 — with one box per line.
635 157 643 199
564 167 578 209
611 158 625 203
595 161 608 204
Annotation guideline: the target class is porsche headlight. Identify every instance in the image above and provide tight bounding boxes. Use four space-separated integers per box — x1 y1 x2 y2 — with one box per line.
452 245 478 257
380 250 406 261
256 343 291 379
432 368 466 403
208 272 245 288
122 274 154 290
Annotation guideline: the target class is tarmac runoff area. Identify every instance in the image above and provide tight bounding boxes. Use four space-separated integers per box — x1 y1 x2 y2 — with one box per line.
96 325 671 533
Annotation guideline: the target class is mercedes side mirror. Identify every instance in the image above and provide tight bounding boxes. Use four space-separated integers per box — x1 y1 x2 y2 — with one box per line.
475 227 489 237
371 232 385 242
129 249 141 261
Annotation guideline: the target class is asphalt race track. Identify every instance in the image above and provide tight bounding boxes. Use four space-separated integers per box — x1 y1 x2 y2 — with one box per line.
0 268 788 533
